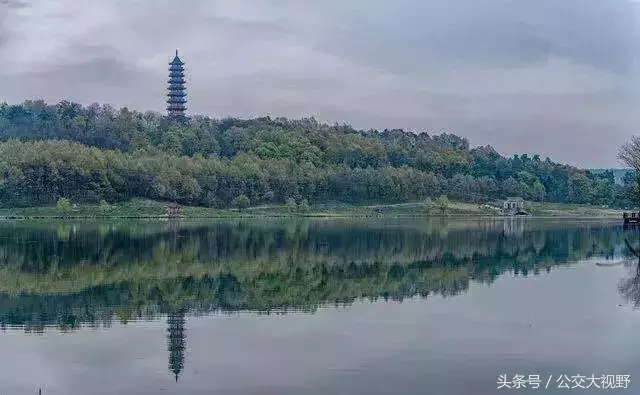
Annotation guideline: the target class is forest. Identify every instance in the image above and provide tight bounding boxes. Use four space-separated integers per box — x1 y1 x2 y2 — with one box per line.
0 100 636 208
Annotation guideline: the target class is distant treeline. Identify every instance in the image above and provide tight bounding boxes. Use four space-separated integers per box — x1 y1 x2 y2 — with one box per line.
0 100 636 208
589 168 634 185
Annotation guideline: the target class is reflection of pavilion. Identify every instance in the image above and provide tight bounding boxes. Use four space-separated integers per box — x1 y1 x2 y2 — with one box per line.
502 218 524 237
167 309 187 382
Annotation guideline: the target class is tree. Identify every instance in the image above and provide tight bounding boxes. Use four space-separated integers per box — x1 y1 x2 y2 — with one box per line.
286 197 297 211
99 199 111 214
436 195 450 215
532 181 546 202
424 197 433 214
619 136 640 170
298 198 310 212
620 171 640 207
231 194 250 210
56 197 72 214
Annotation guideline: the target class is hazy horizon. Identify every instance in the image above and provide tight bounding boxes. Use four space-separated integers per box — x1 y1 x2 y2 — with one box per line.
2 0 640 167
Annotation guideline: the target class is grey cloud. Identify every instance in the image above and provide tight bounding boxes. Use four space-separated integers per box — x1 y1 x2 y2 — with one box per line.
308 0 640 74
0 0 28 9
6 57 163 111
26 57 152 89
0 1 12 50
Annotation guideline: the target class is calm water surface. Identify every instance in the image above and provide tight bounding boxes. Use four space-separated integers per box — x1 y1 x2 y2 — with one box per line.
0 218 639 394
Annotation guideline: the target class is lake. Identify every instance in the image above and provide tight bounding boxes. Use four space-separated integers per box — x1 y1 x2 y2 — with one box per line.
0 218 639 394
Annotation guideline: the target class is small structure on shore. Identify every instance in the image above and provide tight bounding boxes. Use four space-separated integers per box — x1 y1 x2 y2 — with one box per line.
623 212 640 225
165 203 182 217
502 197 525 216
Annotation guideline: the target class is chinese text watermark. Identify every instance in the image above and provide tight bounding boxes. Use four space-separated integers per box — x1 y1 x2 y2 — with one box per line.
497 374 631 390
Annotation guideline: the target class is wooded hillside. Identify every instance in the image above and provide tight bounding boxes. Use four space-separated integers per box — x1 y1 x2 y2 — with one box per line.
0 100 635 208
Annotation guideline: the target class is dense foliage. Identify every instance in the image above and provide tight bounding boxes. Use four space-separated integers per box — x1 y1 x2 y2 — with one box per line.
0 100 634 207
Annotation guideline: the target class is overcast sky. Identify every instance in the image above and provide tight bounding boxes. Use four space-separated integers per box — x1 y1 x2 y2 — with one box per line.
1 0 640 167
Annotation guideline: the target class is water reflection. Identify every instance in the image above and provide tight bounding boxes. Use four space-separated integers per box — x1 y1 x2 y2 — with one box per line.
0 218 635 383
167 309 187 382
618 237 640 308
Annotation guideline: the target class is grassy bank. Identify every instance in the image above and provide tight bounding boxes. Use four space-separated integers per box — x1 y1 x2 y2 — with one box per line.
0 198 625 219
524 201 624 217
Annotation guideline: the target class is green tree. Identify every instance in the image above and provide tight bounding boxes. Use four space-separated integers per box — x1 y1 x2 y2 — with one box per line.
56 197 72 214
424 197 433 215
286 197 297 211
231 194 250 210
436 195 450 215
298 198 310 213
532 181 546 202
97 199 112 215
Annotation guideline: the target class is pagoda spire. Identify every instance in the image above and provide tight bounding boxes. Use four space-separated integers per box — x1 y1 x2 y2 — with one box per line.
167 49 187 120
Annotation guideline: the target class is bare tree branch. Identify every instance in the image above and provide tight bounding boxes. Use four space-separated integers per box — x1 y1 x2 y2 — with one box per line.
618 136 640 170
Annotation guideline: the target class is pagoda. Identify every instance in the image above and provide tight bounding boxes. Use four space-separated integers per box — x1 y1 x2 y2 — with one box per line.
167 50 187 120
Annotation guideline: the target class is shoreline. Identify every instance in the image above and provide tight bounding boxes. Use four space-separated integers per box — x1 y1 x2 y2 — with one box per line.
0 200 624 220
0 213 625 219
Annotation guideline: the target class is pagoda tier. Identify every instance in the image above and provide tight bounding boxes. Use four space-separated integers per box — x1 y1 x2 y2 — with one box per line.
167 50 187 119
169 55 184 66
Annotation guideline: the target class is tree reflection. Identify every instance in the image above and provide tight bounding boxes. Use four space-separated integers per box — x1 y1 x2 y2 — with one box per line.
0 219 628 329
618 238 640 308
0 219 631 380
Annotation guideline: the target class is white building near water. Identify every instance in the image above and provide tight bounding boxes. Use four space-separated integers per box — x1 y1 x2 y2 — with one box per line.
502 197 524 215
